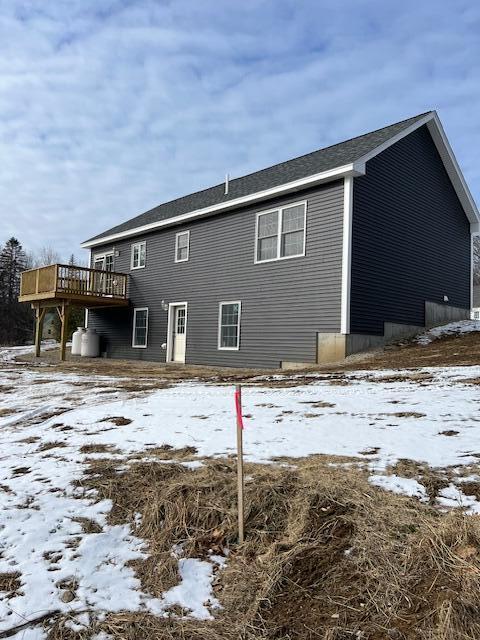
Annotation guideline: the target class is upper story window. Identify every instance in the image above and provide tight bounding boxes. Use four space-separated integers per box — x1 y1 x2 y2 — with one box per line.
175 231 190 263
132 307 148 348
131 241 146 270
255 201 306 263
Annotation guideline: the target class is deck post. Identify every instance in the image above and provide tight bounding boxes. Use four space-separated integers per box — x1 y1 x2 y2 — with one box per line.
34 305 46 358
59 301 70 361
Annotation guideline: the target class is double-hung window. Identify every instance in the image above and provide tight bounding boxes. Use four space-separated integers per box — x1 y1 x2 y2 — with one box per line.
132 308 148 348
175 231 190 262
218 301 241 350
255 202 306 263
131 241 146 269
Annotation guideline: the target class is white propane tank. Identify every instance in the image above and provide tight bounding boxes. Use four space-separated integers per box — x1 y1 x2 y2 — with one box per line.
80 328 100 357
71 327 86 356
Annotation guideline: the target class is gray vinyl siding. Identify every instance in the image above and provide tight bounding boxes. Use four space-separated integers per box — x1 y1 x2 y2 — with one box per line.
88 181 344 368
350 125 471 335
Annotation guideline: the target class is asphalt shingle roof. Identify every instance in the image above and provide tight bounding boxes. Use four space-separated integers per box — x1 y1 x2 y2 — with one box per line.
85 111 432 244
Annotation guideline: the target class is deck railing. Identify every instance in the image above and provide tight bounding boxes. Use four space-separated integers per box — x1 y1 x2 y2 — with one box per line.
20 264 128 300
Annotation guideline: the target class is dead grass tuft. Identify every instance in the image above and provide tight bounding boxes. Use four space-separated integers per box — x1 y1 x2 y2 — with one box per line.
0 407 17 417
38 441 67 452
0 571 22 598
134 444 198 460
460 377 480 386
47 453 480 639
79 443 119 455
99 416 132 426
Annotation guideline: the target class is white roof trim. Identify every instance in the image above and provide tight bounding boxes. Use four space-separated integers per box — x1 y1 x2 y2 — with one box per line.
81 163 361 248
356 111 480 232
82 112 479 248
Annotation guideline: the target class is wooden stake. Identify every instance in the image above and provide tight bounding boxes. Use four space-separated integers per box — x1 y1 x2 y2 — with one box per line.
59 301 70 361
235 384 245 544
34 305 46 358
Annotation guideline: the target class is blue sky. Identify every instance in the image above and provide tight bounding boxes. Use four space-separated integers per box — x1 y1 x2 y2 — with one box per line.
1 0 479 259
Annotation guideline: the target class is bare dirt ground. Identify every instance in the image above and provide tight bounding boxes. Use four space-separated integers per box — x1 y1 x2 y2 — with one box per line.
16 330 480 382
50 453 480 640
3 330 480 639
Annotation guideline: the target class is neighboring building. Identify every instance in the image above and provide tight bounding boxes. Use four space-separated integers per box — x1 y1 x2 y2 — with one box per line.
473 285 480 320
42 311 57 340
81 111 480 368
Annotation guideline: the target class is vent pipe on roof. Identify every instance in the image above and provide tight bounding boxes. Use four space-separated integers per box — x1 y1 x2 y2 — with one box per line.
224 173 229 196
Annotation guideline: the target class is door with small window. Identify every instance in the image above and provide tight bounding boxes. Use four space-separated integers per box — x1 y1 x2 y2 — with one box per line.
172 305 187 363
93 253 114 295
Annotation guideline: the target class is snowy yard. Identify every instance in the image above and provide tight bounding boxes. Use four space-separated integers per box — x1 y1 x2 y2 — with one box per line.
1 343 480 638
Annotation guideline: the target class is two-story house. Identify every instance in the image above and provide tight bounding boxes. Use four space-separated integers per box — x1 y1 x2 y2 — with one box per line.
80 111 479 368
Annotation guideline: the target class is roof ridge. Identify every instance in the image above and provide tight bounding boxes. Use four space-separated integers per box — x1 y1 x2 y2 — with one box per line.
226 110 434 185
84 110 436 244
120 111 435 218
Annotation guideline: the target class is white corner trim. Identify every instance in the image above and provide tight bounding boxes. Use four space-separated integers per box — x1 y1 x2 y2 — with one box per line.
81 163 360 248
340 176 353 334
471 234 474 310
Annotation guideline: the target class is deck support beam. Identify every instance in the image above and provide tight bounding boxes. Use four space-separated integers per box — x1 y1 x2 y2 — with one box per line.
34 306 46 358
59 301 70 362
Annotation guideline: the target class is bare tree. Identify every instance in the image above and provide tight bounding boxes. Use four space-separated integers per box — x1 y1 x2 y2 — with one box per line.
473 235 480 286
33 246 62 267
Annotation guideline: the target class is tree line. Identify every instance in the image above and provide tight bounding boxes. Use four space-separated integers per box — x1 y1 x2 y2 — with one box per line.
0 237 86 346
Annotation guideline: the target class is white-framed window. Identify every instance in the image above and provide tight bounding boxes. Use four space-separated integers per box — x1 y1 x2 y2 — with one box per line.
93 252 114 271
132 307 148 348
131 241 146 270
218 301 241 350
255 201 307 263
175 231 190 263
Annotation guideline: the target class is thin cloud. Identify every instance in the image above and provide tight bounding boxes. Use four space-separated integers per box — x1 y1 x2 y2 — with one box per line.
0 0 479 258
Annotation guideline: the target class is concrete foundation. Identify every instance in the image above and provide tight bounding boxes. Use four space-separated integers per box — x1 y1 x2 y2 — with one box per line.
345 333 384 356
314 301 471 364
316 333 347 363
384 322 423 342
425 301 469 328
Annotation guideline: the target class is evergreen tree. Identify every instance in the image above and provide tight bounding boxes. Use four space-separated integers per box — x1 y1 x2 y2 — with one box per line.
0 238 33 346
0 237 27 303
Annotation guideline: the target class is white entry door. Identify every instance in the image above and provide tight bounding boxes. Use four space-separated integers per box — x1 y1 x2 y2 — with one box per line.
172 305 187 363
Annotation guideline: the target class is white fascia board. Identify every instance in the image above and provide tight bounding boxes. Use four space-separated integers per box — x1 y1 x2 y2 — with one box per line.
81 163 362 248
356 111 480 230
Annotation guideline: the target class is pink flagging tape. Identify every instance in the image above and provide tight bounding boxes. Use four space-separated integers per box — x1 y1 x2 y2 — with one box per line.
235 389 244 429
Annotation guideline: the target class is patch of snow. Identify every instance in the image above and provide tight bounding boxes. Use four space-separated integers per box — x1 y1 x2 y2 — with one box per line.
416 320 480 345
1 361 480 636
456 474 480 483
368 474 428 501
149 557 222 620
0 340 59 363
437 484 480 514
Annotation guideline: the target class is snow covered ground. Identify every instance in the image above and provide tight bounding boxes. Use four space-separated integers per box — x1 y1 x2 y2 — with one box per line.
1 351 480 638
415 319 480 345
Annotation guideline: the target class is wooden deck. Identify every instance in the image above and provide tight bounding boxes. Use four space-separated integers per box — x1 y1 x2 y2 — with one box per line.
19 264 129 360
19 264 129 306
